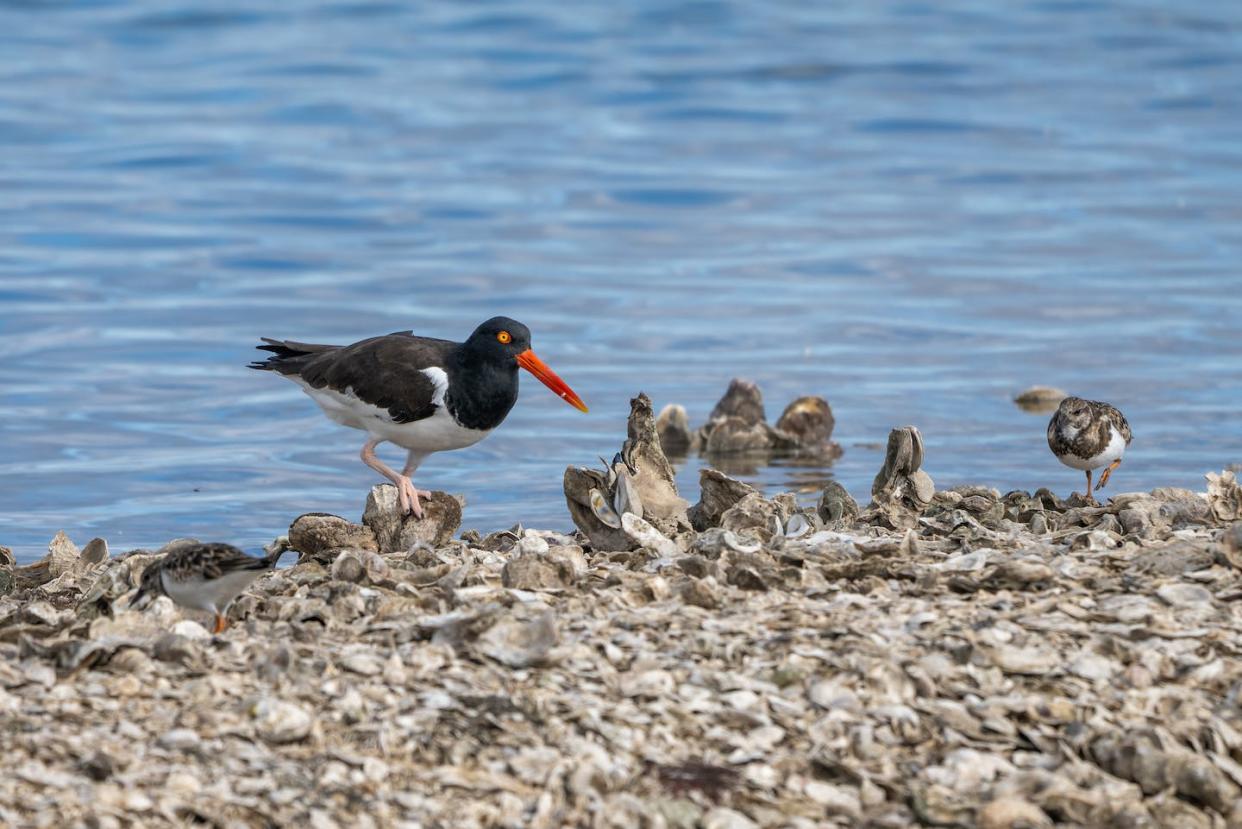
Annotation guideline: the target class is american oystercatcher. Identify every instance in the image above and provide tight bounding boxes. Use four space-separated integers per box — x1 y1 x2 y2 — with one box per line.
1047 396 1132 504
131 542 286 633
250 317 588 517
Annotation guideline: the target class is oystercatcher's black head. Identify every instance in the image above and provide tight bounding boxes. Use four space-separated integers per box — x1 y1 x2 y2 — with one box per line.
463 316 588 413
465 316 533 360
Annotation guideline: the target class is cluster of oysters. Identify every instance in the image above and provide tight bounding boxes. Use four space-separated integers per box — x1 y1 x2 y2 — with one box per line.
654 379 842 473
564 393 931 555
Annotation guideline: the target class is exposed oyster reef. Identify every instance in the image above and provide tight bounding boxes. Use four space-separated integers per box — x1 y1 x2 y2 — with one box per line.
656 378 843 474
3 404 1242 827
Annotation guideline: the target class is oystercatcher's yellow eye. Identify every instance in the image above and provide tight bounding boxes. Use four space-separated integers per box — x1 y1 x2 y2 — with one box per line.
497 330 512 344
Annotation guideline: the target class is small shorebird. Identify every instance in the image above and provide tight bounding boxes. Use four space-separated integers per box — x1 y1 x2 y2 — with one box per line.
250 317 588 517
131 542 285 633
1047 396 1132 504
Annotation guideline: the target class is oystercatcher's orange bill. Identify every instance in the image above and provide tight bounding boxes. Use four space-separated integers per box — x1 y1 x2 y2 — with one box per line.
516 349 588 413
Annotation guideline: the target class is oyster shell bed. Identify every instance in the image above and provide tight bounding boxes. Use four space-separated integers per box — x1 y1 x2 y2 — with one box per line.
3 415 1242 826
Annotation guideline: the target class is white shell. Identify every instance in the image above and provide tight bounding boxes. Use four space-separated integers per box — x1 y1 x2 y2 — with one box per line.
589 489 622 529
784 513 812 539
620 513 679 558
722 531 761 554
613 469 644 520
253 699 314 744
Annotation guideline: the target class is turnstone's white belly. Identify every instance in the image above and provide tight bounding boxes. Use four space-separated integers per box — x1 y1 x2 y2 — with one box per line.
1056 424 1128 471
161 568 265 614
292 377 490 454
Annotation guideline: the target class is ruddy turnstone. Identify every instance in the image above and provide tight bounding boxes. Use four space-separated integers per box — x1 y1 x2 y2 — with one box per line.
250 317 588 517
1046 396 1132 504
131 542 285 633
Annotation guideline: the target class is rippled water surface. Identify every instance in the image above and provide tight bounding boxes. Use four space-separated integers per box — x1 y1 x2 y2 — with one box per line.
3 1 1241 562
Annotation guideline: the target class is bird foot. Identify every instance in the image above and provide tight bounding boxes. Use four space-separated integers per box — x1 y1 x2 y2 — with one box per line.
395 477 433 518
1095 462 1120 491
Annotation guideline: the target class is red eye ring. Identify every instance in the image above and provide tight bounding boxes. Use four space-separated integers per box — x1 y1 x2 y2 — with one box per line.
497 331 512 344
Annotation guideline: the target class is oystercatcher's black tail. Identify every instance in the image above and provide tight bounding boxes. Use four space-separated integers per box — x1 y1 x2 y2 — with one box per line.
248 337 338 374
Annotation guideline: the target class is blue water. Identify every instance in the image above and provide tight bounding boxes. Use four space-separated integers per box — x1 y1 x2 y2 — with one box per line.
2 1 1241 563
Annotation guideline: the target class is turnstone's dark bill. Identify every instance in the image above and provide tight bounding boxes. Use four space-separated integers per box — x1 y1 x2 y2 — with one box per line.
1047 396 1133 504
250 316 588 517
131 542 285 633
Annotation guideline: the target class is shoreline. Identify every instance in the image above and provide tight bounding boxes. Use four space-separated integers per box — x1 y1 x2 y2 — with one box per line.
2 398 1241 827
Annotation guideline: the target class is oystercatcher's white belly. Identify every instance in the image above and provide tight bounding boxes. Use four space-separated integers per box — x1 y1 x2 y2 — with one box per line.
1056 424 1127 471
291 376 490 453
380 406 491 452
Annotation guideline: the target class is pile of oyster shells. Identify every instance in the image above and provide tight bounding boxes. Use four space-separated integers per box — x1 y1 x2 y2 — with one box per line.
1 397 1241 828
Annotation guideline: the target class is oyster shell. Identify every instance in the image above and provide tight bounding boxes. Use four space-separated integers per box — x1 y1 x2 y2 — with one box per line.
867 426 935 527
1013 385 1068 413
613 466 644 520
817 481 859 529
589 488 622 529
620 512 679 558
564 393 689 551
1206 470 1241 522
655 403 696 457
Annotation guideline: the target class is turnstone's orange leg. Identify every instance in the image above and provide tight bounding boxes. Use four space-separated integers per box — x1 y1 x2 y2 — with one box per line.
1095 459 1122 491
1083 470 1097 505
213 613 227 634
361 439 423 517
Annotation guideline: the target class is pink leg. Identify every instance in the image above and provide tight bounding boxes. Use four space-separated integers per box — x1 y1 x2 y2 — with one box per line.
361 440 423 517
396 478 426 518
401 452 432 496
400 451 433 516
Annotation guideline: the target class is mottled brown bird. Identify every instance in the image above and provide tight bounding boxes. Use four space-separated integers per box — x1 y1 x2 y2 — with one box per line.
1047 396 1132 504
131 542 285 634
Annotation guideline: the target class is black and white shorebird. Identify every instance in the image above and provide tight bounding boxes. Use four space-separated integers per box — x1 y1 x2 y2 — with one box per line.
1047 396 1133 504
250 316 588 517
131 542 286 634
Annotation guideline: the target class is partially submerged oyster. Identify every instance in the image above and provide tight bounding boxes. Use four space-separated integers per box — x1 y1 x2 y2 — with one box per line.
658 379 843 464
1014 385 1068 413
774 395 836 450
655 403 696 457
